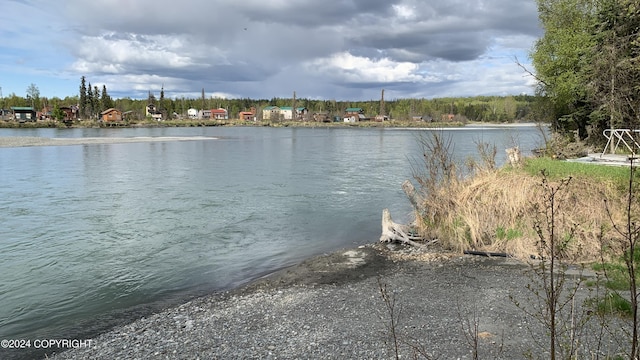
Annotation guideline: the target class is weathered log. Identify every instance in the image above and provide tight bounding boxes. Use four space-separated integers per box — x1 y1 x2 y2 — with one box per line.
506 146 522 168
379 208 424 247
401 180 421 212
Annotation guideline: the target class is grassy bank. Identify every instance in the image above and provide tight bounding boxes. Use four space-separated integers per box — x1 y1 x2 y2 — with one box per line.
412 151 633 262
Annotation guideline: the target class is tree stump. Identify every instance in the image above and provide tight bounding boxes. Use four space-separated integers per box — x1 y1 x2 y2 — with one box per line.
506 146 522 167
379 208 424 247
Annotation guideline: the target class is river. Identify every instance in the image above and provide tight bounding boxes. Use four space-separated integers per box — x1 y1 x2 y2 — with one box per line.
0 124 544 359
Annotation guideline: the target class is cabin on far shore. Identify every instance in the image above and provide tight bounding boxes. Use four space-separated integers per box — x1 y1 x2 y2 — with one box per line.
101 108 123 123
11 107 36 122
239 107 256 121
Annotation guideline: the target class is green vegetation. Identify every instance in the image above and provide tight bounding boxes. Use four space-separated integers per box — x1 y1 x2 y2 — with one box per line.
532 0 640 143
593 258 638 291
591 292 633 317
521 156 633 186
1 76 538 123
495 226 523 241
412 131 630 261
590 248 640 318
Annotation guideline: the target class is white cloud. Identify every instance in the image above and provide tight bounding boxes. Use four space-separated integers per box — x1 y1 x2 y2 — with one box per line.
70 33 211 74
393 4 417 19
308 53 428 83
1 0 542 100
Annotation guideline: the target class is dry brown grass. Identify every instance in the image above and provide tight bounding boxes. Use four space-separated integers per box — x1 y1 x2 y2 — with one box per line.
414 168 626 261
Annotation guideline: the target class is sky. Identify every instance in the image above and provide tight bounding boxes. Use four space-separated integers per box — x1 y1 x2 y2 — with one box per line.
0 0 542 102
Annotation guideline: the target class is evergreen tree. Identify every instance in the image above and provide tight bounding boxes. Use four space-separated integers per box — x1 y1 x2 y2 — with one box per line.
86 83 94 118
79 76 87 118
100 85 113 112
160 85 165 117
92 85 99 118
588 0 640 133
52 104 65 121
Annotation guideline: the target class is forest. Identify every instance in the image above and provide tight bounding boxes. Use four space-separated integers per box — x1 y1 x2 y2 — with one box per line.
531 0 640 143
0 79 537 123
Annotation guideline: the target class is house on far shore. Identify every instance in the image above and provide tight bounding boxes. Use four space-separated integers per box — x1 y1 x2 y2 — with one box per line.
122 111 134 121
60 105 79 121
239 107 256 121
262 106 280 120
345 107 364 116
442 113 455 121
199 109 212 119
39 106 53 120
101 108 123 122
11 107 36 122
0 108 12 121
187 108 198 119
343 107 366 122
313 112 330 122
146 104 163 121
211 108 228 120
278 106 308 120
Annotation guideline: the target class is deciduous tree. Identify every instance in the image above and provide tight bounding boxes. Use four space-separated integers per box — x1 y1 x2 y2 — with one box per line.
532 0 598 137
26 83 40 110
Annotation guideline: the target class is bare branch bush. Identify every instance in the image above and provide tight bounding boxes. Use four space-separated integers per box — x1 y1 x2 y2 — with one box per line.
376 278 434 359
511 171 594 359
409 130 461 245
455 300 503 360
465 140 497 175
599 158 640 359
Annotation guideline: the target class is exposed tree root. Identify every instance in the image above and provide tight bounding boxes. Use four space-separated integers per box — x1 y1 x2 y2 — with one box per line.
379 208 425 247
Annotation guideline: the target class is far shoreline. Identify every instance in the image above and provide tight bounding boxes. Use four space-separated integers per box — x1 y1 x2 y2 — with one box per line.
0 121 544 149
0 118 543 131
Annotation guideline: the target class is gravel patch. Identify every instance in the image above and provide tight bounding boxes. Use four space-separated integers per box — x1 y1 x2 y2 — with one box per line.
2 243 624 359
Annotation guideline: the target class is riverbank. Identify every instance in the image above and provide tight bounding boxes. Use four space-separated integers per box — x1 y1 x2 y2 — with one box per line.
0 119 465 129
40 243 595 360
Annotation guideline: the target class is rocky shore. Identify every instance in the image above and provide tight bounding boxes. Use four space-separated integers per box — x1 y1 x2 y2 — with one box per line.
33 243 603 360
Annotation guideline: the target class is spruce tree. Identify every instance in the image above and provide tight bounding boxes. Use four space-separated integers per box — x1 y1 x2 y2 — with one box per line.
100 85 113 112
79 76 87 119
86 83 93 119
93 85 99 117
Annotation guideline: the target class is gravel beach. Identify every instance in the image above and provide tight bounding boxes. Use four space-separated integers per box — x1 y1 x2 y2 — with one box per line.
13 243 603 360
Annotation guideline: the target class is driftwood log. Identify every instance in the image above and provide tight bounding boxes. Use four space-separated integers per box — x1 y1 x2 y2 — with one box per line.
401 179 420 211
380 180 429 247
506 146 522 167
379 208 424 247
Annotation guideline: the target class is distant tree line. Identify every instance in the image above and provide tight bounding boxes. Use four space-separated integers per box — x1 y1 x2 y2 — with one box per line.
531 0 640 143
0 78 537 122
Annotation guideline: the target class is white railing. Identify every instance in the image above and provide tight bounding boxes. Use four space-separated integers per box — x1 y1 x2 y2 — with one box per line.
602 129 640 156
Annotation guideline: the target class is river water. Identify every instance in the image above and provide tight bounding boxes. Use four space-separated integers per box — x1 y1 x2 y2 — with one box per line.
0 124 544 357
